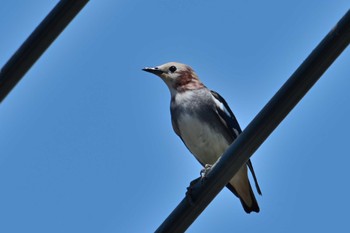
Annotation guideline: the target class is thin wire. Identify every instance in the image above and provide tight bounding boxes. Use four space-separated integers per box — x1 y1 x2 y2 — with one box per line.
0 0 89 103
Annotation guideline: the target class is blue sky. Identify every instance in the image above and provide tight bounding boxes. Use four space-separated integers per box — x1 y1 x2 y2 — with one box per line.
0 1 349 232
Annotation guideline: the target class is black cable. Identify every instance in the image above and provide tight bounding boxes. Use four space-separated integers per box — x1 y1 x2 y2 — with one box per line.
0 0 89 103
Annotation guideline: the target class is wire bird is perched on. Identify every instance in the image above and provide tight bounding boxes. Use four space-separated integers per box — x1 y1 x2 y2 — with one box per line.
143 62 262 213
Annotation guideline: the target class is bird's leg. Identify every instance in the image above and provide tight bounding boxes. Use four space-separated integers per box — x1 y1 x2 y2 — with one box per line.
200 164 213 180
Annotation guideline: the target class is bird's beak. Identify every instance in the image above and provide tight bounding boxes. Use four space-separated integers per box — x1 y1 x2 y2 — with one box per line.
142 67 164 75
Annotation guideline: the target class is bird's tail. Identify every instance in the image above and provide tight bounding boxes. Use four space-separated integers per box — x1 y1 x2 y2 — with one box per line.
226 166 260 213
226 182 260 213
241 183 260 213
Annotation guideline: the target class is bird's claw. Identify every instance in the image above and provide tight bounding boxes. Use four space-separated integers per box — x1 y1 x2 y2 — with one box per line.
200 164 213 179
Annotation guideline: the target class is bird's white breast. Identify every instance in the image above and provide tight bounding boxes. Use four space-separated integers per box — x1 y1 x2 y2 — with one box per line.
177 113 229 165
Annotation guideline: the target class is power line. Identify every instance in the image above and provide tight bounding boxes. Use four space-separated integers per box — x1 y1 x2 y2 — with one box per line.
155 9 350 233
0 0 89 103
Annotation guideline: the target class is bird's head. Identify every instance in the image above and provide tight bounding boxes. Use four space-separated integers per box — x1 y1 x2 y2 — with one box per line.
143 62 204 95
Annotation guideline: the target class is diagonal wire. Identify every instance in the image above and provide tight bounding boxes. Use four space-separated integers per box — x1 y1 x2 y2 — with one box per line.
0 0 89 103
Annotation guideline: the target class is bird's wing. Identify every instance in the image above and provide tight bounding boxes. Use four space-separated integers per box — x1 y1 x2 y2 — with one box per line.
247 159 262 195
210 90 262 195
210 90 242 136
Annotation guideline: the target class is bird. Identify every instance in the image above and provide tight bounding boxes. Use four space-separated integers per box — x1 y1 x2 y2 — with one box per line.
143 62 262 213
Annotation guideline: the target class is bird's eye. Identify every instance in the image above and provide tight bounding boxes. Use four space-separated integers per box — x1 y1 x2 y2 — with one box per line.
169 66 177 73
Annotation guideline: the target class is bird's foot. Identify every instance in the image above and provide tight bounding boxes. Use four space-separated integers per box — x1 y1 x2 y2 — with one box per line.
200 164 213 180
